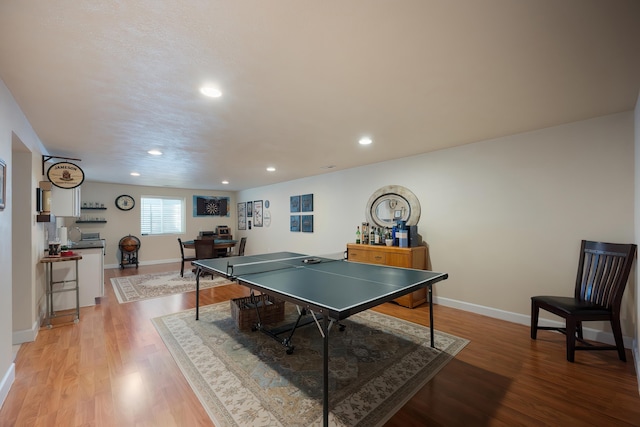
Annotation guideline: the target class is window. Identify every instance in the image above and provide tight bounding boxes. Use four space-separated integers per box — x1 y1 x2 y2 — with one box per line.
140 196 185 235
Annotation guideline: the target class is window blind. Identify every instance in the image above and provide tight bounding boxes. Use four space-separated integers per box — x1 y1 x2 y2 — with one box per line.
140 196 184 235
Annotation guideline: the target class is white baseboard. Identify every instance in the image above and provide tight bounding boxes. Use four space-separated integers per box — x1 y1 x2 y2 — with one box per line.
12 318 40 345
434 296 635 349
0 362 15 410
105 258 181 270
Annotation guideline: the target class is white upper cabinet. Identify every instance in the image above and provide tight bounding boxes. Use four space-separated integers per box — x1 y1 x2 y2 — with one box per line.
51 186 81 217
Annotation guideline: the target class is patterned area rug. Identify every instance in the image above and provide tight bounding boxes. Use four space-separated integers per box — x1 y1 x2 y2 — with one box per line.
153 302 468 426
110 271 232 303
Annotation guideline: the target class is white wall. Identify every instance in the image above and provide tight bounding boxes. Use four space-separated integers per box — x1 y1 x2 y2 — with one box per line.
0 77 13 411
11 147 36 336
0 79 48 408
237 112 636 345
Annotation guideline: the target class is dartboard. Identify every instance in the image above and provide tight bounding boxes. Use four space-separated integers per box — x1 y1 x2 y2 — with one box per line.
206 201 219 215
196 196 228 216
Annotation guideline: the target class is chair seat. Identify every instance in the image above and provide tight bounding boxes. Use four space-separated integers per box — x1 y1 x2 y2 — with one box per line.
531 296 611 316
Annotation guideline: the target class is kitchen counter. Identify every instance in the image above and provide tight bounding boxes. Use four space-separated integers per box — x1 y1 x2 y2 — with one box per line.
69 239 105 249
49 239 105 309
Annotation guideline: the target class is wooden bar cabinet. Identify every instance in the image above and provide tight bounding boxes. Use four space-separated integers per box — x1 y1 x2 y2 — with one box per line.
346 243 428 308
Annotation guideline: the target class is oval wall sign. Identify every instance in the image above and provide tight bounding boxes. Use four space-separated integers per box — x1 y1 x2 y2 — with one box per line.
47 161 85 189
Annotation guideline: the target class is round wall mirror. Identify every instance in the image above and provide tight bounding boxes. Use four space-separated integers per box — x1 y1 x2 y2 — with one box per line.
365 185 421 228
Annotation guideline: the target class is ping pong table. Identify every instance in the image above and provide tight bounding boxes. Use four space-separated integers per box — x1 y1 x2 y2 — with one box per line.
192 251 448 427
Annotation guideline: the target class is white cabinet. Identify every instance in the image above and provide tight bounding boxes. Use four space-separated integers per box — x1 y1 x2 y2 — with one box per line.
51 186 81 217
51 247 104 310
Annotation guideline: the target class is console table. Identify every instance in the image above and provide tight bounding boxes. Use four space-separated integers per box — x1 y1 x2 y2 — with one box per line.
346 244 427 308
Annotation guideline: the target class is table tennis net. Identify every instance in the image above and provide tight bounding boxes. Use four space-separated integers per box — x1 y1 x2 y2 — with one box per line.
225 253 344 278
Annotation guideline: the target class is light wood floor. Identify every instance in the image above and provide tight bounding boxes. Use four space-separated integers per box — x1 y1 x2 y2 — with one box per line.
2 262 639 426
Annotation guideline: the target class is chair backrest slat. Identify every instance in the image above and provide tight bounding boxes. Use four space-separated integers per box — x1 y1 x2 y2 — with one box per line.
576 241 636 310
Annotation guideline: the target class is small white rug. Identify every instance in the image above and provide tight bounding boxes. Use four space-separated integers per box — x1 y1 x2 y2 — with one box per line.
110 271 232 303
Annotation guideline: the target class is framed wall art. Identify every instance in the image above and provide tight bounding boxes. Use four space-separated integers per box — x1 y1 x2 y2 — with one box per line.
237 202 247 230
246 201 253 217
193 195 230 217
301 194 313 212
253 200 263 227
290 215 300 232
0 159 5 210
290 195 300 212
301 215 314 232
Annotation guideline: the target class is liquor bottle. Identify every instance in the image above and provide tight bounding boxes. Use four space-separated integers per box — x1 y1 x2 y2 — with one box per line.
370 227 375 245
374 227 380 244
355 226 361 244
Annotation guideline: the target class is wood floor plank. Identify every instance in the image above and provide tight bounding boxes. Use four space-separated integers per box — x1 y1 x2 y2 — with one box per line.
1 261 638 426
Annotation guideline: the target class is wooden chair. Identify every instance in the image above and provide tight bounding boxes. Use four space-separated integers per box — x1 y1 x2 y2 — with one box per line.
193 239 216 277
178 238 197 277
194 239 216 259
237 237 247 256
531 240 636 362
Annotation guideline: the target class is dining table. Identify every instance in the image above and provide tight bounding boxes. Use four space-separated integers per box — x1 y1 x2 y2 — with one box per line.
182 238 237 256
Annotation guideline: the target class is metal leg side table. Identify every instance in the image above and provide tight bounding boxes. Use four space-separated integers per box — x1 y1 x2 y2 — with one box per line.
40 254 82 328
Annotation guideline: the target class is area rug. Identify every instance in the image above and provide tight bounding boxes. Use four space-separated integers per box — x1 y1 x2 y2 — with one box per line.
110 271 232 303
152 302 469 426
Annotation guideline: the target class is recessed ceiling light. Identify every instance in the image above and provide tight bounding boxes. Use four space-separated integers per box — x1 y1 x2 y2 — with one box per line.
200 86 222 98
148 150 162 156
359 137 372 145
266 167 276 172
222 180 229 185
130 172 140 176
321 165 336 169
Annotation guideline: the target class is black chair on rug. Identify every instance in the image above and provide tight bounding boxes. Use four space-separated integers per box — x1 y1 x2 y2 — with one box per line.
178 238 197 277
531 240 636 362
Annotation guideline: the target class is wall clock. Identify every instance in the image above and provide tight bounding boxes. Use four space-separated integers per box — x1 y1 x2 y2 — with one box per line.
115 194 135 211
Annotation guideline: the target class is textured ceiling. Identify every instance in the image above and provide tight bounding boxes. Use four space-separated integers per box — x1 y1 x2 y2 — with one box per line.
1 1 639 191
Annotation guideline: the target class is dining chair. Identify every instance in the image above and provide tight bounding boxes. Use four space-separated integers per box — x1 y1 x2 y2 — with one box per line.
531 240 636 362
194 239 216 258
237 237 247 256
177 238 197 277
194 239 216 277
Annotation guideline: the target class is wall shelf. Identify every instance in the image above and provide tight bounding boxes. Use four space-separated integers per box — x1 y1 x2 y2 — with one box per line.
81 207 107 210
76 220 107 223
